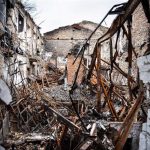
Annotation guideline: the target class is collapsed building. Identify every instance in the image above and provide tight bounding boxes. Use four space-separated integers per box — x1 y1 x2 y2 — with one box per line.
44 21 108 70
0 0 150 150
0 0 47 147
0 0 44 85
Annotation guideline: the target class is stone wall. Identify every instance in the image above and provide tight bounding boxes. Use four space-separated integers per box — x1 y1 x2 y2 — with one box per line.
0 0 44 86
110 3 150 83
132 4 150 56
131 3 150 79
44 21 108 68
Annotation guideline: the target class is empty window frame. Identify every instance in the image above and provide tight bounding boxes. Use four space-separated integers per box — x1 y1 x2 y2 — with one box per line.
18 12 24 32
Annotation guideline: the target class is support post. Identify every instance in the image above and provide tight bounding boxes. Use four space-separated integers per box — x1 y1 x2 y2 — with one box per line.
96 44 101 113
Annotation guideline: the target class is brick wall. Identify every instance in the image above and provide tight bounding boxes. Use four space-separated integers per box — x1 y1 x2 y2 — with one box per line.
67 54 84 85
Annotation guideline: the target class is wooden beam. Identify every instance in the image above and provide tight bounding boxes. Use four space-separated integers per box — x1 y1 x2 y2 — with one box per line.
96 44 101 113
115 87 144 150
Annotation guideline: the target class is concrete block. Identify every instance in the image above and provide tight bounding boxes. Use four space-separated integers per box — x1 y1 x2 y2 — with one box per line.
146 110 150 149
139 123 147 150
137 55 150 83
139 72 150 83
0 146 5 150
0 79 12 105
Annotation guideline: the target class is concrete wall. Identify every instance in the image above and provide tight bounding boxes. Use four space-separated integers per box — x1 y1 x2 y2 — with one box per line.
139 109 150 150
137 54 150 84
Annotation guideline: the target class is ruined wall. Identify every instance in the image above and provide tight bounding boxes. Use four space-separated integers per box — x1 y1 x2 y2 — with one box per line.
95 3 150 87
130 3 150 79
131 3 150 78
7 1 44 57
112 4 150 83
132 4 150 55
1 0 44 86
44 21 108 68
67 54 84 85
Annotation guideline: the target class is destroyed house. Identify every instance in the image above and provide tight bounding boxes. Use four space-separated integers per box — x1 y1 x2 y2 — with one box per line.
44 21 108 70
0 0 44 86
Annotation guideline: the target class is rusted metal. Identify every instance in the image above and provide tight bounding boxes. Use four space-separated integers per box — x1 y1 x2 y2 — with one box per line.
44 105 81 131
87 0 140 81
69 91 88 132
100 77 119 120
96 44 101 113
1 0 148 149
115 84 144 150
97 0 141 44
101 58 135 82
86 43 98 82
57 125 68 147
73 3 127 64
122 24 138 58
127 17 133 102
109 38 113 113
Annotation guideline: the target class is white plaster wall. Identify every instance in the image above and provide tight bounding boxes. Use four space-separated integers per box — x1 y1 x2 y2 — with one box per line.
13 55 28 86
137 54 150 84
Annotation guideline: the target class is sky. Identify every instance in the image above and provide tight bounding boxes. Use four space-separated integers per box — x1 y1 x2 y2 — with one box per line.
30 0 127 33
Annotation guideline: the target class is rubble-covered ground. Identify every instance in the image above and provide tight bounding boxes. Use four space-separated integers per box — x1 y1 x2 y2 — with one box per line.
0 66 119 150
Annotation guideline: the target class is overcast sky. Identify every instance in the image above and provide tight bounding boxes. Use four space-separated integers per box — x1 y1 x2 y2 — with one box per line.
30 0 127 33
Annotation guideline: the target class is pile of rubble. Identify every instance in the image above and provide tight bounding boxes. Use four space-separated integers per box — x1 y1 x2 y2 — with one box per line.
0 58 144 150
0 69 117 150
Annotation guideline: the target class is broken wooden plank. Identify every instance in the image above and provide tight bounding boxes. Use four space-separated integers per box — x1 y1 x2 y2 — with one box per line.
43 105 81 131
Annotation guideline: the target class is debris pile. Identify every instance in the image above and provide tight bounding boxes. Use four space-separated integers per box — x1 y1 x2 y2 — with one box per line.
1 74 116 150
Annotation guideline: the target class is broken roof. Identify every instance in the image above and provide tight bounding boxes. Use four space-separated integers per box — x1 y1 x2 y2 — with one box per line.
44 20 108 37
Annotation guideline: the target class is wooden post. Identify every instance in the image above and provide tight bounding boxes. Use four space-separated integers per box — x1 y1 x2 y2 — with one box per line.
96 43 101 113
115 90 144 150
127 17 133 102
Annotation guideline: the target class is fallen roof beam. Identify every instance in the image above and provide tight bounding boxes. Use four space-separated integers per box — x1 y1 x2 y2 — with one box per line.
115 84 144 150
43 105 81 131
